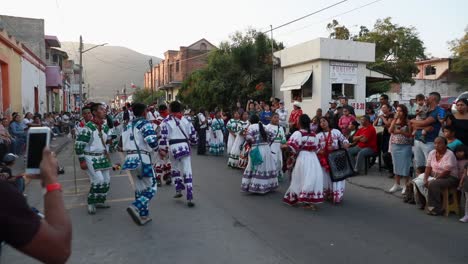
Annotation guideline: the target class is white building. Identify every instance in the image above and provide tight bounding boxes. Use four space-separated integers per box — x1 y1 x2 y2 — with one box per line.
274 38 388 116
21 45 47 114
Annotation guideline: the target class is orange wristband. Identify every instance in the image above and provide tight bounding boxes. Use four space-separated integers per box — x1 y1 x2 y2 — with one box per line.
46 183 62 193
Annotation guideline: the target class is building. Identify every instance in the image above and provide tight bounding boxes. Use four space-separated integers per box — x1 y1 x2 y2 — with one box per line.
63 59 81 111
144 39 216 102
274 38 391 116
0 28 22 116
45 35 68 112
21 44 46 114
398 58 463 101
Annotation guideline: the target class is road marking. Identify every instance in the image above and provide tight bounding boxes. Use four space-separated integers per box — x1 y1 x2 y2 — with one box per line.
59 174 128 183
65 197 134 209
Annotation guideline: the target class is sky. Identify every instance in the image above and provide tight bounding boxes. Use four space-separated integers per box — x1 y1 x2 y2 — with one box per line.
2 0 467 61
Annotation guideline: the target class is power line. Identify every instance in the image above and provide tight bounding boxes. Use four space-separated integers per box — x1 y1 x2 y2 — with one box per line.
263 0 349 34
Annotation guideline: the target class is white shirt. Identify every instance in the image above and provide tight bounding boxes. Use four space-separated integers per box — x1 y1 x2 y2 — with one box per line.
197 113 207 129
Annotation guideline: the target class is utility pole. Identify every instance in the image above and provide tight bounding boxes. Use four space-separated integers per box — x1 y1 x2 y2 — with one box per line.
270 25 275 98
149 58 154 103
79 35 83 115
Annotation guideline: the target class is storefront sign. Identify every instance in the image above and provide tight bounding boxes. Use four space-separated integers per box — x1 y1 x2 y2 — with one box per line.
330 61 358 84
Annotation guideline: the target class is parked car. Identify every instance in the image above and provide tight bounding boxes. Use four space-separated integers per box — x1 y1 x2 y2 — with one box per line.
451 91 468 115
439 96 457 112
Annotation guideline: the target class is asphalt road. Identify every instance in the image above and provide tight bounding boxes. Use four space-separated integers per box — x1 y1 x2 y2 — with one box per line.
3 144 468 264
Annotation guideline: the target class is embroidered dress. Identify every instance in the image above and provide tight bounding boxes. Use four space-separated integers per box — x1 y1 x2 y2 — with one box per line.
317 129 349 203
283 130 324 205
151 116 172 185
75 121 112 206
159 115 197 201
226 119 240 154
206 117 212 149
241 123 278 194
121 118 159 217
266 124 286 181
209 118 225 155
228 121 249 168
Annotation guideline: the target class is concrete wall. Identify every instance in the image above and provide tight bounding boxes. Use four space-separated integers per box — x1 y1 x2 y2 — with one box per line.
0 15 45 61
400 79 463 100
21 58 46 114
0 40 22 115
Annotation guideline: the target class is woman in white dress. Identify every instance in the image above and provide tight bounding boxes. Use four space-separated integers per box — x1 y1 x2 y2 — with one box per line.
266 113 287 182
228 112 249 168
316 117 349 204
241 115 278 194
226 112 240 155
205 112 212 150
283 114 324 209
209 111 225 155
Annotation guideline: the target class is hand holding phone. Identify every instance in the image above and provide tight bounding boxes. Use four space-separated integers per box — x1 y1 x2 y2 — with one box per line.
26 127 51 175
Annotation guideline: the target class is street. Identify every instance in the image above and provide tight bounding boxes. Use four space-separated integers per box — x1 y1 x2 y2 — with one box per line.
3 141 468 264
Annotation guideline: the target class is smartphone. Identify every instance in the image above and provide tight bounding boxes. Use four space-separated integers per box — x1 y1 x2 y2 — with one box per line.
26 127 51 174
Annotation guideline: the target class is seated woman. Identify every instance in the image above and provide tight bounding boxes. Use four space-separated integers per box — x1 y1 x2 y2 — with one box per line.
413 136 459 216
283 114 324 210
347 121 360 147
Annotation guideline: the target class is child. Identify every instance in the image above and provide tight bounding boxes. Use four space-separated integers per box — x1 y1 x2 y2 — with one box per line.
403 166 425 204
455 145 468 222
411 94 432 142
459 161 468 223
0 153 24 193
443 126 464 151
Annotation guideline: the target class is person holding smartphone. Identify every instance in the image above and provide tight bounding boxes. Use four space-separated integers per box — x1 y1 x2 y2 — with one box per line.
0 148 72 263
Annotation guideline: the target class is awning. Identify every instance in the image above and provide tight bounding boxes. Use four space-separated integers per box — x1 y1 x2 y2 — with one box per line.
280 70 312 91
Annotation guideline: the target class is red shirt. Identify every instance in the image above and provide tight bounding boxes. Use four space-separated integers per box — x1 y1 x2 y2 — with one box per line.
355 125 377 153
288 109 303 128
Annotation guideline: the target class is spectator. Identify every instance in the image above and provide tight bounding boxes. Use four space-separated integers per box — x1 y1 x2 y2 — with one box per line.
412 137 458 216
236 101 245 115
276 101 288 131
456 145 468 222
348 115 378 174
1 153 24 193
411 94 430 143
377 94 395 115
22 112 34 128
0 148 72 263
315 108 323 119
259 103 272 125
374 103 394 173
410 92 444 168
347 120 360 147
310 116 319 133
408 99 417 119
32 115 42 126
365 107 377 123
326 100 338 129
0 118 17 154
9 114 27 155
338 108 356 137
246 100 257 118
388 105 413 194
339 97 355 116
446 98 468 145
442 126 464 151
455 145 468 181
288 101 303 134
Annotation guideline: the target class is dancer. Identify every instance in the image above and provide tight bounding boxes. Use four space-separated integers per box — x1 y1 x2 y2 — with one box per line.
154 104 172 186
266 113 287 182
209 111 225 155
316 117 349 204
159 101 197 207
241 115 278 194
75 103 113 214
121 103 159 225
197 108 207 155
283 114 324 209
228 112 249 168
226 112 241 155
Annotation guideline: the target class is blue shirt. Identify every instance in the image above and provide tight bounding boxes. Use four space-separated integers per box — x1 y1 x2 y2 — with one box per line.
415 106 442 143
259 111 272 125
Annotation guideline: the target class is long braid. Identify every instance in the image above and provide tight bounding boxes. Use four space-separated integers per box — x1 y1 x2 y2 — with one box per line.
258 122 268 142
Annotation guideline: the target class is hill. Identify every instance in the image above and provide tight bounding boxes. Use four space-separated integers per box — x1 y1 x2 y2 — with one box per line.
61 42 161 102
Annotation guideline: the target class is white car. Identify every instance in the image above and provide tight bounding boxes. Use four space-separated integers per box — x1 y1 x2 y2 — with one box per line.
451 91 468 115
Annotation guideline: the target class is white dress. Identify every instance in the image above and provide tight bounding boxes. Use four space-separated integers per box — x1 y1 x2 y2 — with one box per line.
209 118 225 155
241 123 279 194
266 124 286 180
229 121 249 168
316 129 349 203
283 130 324 205
226 119 240 154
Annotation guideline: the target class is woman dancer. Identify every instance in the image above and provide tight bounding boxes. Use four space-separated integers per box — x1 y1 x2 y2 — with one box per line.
226 112 241 155
266 113 287 182
228 112 249 168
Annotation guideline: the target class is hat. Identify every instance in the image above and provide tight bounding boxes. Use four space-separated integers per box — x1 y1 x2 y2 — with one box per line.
3 153 18 163
292 101 301 108
329 100 338 104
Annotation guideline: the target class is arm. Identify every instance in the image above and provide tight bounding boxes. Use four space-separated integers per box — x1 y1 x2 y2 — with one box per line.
74 128 91 170
158 123 169 156
411 115 436 128
142 122 159 151
19 148 72 264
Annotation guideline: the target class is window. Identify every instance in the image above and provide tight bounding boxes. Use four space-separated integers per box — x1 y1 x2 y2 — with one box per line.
331 83 355 99
425 65 436 75
53 54 58 63
301 74 313 98
176 60 180 72
200 43 207 51
46 52 49 60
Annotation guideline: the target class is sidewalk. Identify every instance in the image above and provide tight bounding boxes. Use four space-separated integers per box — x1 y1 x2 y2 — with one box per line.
347 166 406 198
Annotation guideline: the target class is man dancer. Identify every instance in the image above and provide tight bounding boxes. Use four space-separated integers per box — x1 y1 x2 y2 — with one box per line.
197 108 207 155
75 103 113 214
154 104 172 186
121 103 159 225
159 101 197 207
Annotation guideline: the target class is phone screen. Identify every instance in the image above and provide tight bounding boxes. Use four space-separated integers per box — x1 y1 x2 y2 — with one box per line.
27 133 48 169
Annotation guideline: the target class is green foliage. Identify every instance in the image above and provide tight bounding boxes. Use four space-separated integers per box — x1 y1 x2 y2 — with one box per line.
178 29 282 111
327 19 351 40
132 88 165 105
449 26 468 90
356 17 426 84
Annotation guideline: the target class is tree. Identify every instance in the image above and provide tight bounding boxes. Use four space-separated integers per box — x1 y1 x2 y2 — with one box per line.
132 88 164 105
178 29 283 111
449 26 468 89
356 17 426 87
327 19 351 40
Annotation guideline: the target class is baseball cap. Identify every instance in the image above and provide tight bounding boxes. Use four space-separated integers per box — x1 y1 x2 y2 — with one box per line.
329 100 338 104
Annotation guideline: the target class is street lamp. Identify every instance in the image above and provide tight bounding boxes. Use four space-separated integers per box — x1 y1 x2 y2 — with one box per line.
78 35 107 114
